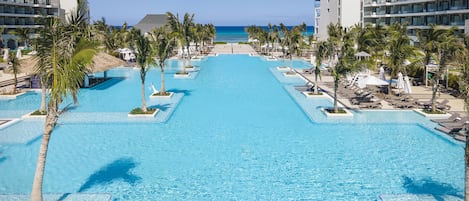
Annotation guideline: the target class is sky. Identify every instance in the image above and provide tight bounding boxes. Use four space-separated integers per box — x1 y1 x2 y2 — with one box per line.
88 0 316 26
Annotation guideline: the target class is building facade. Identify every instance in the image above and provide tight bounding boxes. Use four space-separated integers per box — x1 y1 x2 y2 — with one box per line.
0 0 87 49
363 0 469 36
314 0 320 36
316 0 362 41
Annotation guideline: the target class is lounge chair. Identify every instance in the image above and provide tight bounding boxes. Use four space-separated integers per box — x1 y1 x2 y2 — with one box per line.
431 113 462 123
435 126 462 134
295 82 315 92
436 99 451 110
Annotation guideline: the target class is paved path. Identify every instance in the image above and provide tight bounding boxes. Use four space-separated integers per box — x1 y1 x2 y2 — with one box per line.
210 43 257 55
298 71 466 114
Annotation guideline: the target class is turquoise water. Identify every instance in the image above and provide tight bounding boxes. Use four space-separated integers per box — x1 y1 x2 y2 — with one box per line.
215 26 315 43
0 55 464 200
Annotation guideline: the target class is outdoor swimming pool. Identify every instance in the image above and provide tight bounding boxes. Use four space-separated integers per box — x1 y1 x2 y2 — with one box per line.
0 55 464 200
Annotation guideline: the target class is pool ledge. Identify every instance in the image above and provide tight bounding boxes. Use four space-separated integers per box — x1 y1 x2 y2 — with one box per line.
302 92 327 98
413 109 452 119
0 193 112 201
0 91 27 99
0 119 21 130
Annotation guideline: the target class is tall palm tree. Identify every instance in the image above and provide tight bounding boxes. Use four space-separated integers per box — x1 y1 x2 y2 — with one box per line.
283 25 303 74
167 12 195 74
30 17 97 201
428 28 464 112
133 29 153 112
385 23 415 94
8 52 20 94
417 24 446 86
314 41 327 94
151 26 177 95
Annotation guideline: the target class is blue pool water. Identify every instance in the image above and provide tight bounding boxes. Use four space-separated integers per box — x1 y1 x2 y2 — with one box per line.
0 55 464 200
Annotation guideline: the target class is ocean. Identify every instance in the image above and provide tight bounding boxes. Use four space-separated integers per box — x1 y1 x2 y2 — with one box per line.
215 26 315 43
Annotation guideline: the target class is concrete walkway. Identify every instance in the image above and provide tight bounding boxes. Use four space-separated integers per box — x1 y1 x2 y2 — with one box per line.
210 43 257 55
297 70 466 114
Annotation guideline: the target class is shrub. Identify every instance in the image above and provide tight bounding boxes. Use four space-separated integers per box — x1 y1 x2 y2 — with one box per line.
325 108 346 114
214 42 227 44
130 108 156 114
31 110 47 115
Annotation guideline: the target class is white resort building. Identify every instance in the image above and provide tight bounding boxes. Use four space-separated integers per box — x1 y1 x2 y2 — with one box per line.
316 0 362 41
0 0 88 49
363 0 469 37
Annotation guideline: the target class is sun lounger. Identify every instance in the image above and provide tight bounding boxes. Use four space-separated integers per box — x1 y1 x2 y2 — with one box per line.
295 82 315 92
435 126 462 134
431 113 462 123
436 99 451 110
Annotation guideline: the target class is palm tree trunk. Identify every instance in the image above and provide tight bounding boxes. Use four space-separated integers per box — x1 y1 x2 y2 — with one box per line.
13 73 17 94
31 101 59 201
314 74 319 95
141 81 147 112
334 77 339 113
160 67 166 94
40 83 47 113
186 44 192 68
431 79 438 112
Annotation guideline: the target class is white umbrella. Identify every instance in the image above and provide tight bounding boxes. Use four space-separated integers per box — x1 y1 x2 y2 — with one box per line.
310 54 315 65
404 75 412 94
379 66 386 80
357 74 389 89
16 49 22 59
396 72 404 89
3 49 8 61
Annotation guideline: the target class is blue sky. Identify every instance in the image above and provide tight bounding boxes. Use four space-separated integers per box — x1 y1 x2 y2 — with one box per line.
89 0 315 26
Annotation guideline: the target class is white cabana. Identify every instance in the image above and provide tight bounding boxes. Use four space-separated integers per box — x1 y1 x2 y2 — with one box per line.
379 66 386 80
403 75 412 94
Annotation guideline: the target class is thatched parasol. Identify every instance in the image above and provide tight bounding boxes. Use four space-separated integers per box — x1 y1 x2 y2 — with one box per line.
17 52 126 74
91 52 126 73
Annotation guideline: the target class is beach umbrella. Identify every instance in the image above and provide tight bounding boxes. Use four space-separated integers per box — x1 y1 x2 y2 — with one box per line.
404 75 412 94
2 49 8 61
310 54 315 65
357 74 389 89
396 72 404 89
16 49 22 59
379 66 386 80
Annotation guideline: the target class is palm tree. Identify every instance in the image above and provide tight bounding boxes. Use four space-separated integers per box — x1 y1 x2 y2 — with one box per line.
150 26 177 95
30 17 97 201
417 24 446 87
133 29 153 113
428 28 464 112
283 25 303 74
314 41 327 94
385 23 415 94
8 52 20 94
167 12 195 74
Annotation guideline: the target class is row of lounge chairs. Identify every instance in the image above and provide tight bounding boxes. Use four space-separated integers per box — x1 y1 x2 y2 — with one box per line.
433 113 468 141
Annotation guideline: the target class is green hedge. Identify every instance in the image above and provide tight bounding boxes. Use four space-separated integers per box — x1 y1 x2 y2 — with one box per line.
130 108 157 114
214 42 227 44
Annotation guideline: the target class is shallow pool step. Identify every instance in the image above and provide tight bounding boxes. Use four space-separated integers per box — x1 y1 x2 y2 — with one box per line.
0 193 112 201
378 194 462 201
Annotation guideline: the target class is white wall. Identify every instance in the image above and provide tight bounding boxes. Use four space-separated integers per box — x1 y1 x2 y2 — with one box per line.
340 0 361 28
59 0 78 17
